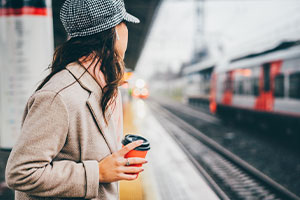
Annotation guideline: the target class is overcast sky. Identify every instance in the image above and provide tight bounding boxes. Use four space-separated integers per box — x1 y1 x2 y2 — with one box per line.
135 0 300 80
135 1 196 79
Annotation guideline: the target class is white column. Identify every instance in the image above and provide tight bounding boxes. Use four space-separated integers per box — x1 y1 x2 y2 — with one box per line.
0 0 54 148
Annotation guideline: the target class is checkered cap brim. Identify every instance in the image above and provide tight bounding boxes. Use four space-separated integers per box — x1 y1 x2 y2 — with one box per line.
60 0 140 38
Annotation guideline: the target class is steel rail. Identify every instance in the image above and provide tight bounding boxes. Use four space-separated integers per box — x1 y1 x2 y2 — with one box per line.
148 100 300 200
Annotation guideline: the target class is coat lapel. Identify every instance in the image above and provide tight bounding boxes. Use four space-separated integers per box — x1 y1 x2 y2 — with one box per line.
66 62 118 153
86 93 117 153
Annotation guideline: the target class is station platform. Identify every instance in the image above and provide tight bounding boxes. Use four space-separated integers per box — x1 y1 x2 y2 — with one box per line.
0 98 220 200
120 98 219 200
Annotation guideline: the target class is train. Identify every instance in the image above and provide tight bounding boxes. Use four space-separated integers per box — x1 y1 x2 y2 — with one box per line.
182 42 300 130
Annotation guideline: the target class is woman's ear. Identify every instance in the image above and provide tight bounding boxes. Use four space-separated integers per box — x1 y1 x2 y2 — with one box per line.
115 23 128 59
116 29 120 40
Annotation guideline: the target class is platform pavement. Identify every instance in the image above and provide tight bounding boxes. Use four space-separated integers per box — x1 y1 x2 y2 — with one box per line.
121 99 220 200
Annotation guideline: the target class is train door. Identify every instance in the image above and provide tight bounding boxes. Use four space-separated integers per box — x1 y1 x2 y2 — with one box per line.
222 71 234 105
255 61 282 111
209 73 217 113
255 63 272 110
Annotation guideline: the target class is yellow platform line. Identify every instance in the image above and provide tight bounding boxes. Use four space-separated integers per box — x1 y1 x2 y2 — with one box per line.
120 102 145 200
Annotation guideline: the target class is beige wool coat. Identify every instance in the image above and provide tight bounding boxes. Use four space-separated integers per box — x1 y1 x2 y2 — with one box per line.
5 62 123 200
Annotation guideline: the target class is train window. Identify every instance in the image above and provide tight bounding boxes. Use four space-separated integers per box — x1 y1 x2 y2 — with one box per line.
238 81 244 95
289 72 300 99
224 77 233 91
187 74 194 84
274 74 284 97
252 77 259 96
244 78 252 95
234 81 239 94
263 63 271 92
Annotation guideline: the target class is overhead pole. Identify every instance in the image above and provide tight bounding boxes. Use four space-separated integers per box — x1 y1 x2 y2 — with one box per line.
166 0 205 54
194 0 205 54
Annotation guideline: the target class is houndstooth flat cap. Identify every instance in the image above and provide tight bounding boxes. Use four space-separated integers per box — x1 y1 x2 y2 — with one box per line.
60 0 140 38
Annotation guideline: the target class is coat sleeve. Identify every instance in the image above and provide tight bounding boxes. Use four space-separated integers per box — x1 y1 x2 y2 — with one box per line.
5 91 99 199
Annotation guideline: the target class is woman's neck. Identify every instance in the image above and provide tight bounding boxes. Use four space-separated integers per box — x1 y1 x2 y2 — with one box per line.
79 55 106 88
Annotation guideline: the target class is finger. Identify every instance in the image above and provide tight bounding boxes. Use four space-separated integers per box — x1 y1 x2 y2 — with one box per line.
118 140 143 156
121 166 144 174
119 173 138 181
127 157 148 165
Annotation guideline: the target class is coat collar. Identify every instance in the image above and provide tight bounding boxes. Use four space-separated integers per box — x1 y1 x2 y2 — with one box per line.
66 62 118 153
66 62 102 98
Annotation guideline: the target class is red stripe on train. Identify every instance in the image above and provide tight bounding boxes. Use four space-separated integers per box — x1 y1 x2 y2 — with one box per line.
0 7 49 16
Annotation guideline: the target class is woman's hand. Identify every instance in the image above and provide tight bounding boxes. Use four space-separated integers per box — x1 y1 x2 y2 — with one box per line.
98 140 147 183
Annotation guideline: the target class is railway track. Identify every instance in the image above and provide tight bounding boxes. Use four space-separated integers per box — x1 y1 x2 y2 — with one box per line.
147 100 300 200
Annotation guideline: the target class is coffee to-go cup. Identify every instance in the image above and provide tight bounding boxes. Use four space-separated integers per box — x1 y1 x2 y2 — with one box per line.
122 134 150 169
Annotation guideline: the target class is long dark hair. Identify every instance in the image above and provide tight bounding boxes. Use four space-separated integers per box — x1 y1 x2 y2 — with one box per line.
36 27 125 124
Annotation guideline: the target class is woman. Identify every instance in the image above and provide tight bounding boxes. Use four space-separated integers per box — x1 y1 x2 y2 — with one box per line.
5 0 147 199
